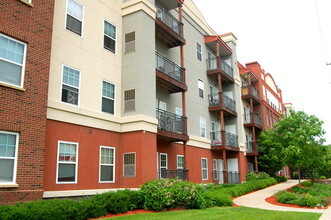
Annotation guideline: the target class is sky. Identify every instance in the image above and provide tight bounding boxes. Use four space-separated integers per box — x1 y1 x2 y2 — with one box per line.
194 0 331 144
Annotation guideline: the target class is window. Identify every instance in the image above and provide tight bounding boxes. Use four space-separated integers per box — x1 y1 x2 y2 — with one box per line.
200 117 206 138
198 79 204 98
66 0 84 35
0 131 18 184
61 65 80 105
213 159 218 180
0 34 27 87
124 153 135 177
177 155 184 169
104 20 116 53
159 153 167 178
57 141 78 183
196 42 202 61
201 158 208 180
102 81 115 114
100 146 115 182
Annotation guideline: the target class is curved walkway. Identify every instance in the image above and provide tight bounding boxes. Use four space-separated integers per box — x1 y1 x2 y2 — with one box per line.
233 180 331 219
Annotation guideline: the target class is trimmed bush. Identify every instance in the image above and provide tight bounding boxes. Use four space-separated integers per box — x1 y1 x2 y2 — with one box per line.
297 194 321 207
301 181 313 187
246 172 270 181
204 191 233 206
274 176 287 183
276 191 298 204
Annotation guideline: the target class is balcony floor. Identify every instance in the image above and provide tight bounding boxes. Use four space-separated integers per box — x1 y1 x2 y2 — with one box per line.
211 145 240 151
208 106 237 117
157 129 189 142
207 69 234 83
155 19 185 48
156 70 187 93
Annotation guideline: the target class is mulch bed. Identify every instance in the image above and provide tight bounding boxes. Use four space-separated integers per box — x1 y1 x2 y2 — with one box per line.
265 195 326 209
90 209 156 219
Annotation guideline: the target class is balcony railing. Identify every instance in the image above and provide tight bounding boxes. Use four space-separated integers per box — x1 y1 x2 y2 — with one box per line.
157 169 188 180
208 93 236 112
156 51 184 83
155 1 183 36
210 131 222 146
214 171 240 184
242 85 260 100
156 108 186 135
246 141 253 152
244 112 262 127
206 57 233 78
226 132 238 147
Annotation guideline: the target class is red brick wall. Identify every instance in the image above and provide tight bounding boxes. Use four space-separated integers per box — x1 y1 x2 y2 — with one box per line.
0 0 55 204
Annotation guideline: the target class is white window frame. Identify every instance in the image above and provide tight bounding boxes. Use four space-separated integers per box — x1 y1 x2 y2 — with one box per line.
196 42 202 62
103 19 117 54
101 80 116 115
0 34 27 88
213 159 218 180
198 79 204 99
123 152 136 178
99 146 115 183
65 0 84 36
61 64 81 106
0 131 19 185
56 141 78 184
160 153 168 170
177 155 184 170
201 158 208 180
200 116 206 138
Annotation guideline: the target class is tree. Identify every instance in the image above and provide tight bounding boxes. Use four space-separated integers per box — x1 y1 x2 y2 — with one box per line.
258 110 327 183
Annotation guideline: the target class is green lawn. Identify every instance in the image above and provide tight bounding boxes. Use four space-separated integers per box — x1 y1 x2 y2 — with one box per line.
107 207 321 220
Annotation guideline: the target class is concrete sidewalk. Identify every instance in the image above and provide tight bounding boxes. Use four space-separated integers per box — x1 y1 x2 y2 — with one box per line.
233 180 328 217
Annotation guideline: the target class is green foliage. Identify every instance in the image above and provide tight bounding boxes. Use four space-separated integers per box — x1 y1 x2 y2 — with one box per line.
320 176 327 179
204 191 233 206
301 181 313 187
276 191 299 204
274 176 287 183
297 194 321 207
139 179 208 211
246 172 270 181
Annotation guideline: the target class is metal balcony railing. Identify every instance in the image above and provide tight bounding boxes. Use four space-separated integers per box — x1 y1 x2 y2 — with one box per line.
225 132 238 147
208 93 236 112
253 113 262 126
214 171 240 184
156 108 186 135
157 169 188 180
242 85 260 100
246 141 254 152
155 1 183 36
210 131 222 146
244 112 262 127
156 51 184 83
206 57 234 79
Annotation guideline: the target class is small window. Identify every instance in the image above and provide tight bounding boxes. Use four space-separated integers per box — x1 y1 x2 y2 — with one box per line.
213 159 218 180
177 155 184 169
66 0 84 36
100 146 115 182
61 65 80 105
196 42 202 61
0 131 19 184
125 32 135 53
0 34 27 88
124 89 135 112
198 79 204 99
124 153 135 177
200 117 206 138
102 81 115 114
159 153 167 179
201 158 208 180
57 141 78 183
104 20 116 53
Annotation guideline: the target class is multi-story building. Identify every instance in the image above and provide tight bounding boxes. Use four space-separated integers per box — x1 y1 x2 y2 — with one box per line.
0 0 55 204
239 61 286 173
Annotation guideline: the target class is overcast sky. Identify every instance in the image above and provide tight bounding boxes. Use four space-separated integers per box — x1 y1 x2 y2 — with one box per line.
194 0 331 144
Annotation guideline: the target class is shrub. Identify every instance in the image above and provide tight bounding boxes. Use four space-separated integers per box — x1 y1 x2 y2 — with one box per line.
301 181 313 187
291 185 301 193
297 194 321 207
246 172 270 181
274 176 287 183
320 176 327 180
276 191 298 204
204 191 233 206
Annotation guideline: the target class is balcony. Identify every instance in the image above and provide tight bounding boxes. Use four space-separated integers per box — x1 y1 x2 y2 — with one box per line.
243 112 262 129
246 142 259 156
206 57 234 83
156 51 187 93
242 85 260 104
208 93 237 117
156 108 188 142
157 169 188 180
214 171 240 184
210 131 239 151
155 1 185 47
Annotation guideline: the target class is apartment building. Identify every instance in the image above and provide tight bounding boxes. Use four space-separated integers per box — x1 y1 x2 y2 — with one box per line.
239 61 286 173
0 0 55 204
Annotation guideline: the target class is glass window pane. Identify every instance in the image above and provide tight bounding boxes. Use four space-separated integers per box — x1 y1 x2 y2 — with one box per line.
63 66 79 87
0 59 22 86
0 159 14 183
102 98 114 114
58 163 76 182
101 165 113 181
104 21 116 39
68 0 83 20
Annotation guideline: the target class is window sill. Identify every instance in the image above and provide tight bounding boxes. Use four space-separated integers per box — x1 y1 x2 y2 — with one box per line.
0 82 26 91
0 184 19 188
19 0 33 7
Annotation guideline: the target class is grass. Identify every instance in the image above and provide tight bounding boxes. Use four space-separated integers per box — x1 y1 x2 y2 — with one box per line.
106 207 321 220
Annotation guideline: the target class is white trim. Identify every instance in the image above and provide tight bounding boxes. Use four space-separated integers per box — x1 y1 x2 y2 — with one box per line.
56 141 79 184
101 79 116 115
123 152 136 177
159 153 167 169
199 116 206 138
198 78 204 99
43 188 140 198
176 155 184 169
103 19 117 54
0 34 27 88
213 159 218 180
201 157 208 180
99 146 115 183
0 131 19 185
60 64 81 107
196 41 202 62
65 0 84 37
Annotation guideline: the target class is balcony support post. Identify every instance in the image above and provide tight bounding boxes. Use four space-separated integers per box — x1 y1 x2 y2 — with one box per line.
254 155 258 172
222 149 228 183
